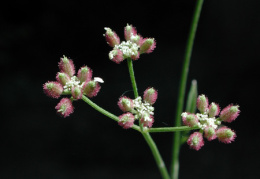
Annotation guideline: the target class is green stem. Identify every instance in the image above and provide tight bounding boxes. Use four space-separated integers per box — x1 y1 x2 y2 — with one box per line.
170 0 204 179
149 126 199 133
142 131 170 179
127 58 139 98
81 95 141 132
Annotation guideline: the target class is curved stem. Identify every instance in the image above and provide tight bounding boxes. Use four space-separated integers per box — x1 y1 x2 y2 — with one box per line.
149 126 199 133
142 131 170 179
127 58 139 98
171 0 204 179
81 95 141 132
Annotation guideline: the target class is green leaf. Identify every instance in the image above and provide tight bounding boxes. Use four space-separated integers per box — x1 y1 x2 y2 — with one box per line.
185 80 198 113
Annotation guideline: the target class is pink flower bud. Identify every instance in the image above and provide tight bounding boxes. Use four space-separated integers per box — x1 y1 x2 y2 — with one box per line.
109 49 124 64
56 72 70 86
104 27 120 47
187 132 204 151
82 81 101 98
71 86 83 100
118 112 135 129
58 56 75 77
143 87 158 105
55 98 74 118
130 34 142 46
118 96 134 112
181 113 199 127
219 104 240 123
77 66 92 83
140 115 154 128
124 24 137 41
216 127 236 144
197 94 209 114
204 126 217 141
208 102 220 118
43 81 63 98
139 38 156 54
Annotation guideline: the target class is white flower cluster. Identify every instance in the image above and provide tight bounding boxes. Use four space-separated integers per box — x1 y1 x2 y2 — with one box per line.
63 76 82 91
181 112 219 130
63 76 104 91
109 33 140 60
196 113 218 130
133 97 154 122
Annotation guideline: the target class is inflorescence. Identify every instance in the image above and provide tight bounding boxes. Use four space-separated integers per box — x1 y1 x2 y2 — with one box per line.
117 87 158 129
182 94 240 150
104 24 156 64
43 56 103 117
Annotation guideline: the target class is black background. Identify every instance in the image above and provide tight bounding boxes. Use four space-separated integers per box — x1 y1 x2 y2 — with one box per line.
1 0 259 178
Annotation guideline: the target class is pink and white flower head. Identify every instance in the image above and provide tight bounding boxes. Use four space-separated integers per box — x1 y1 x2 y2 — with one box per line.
43 81 63 98
139 38 156 54
58 55 75 77
143 87 158 105
124 24 137 41
118 112 135 129
104 27 120 47
55 98 74 118
109 49 124 64
204 126 217 141
208 102 220 118
56 72 71 86
187 132 204 151
118 96 134 112
71 86 83 100
181 112 199 127
140 114 154 128
82 80 101 98
216 127 236 144
197 94 209 114
219 104 240 123
77 66 92 83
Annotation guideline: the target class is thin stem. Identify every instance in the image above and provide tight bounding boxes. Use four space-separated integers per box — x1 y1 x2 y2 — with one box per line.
81 95 141 132
142 131 170 179
171 0 204 179
149 126 199 133
127 58 139 98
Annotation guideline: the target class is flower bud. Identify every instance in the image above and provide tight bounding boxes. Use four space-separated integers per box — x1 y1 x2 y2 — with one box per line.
55 98 74 118
143 87 158 105
216 127 236 143
219 104 240 123
43 81 63 98
140 114 154 128
187 132 204 151
124 24 137 41
71 86 82 100
118 112 135 129
118 96 134 112
197 94 209 114
130 34 142 46
139 38 156 54
181 112 199 127
56 72 70 86
77 66 92 83
82 80 101 98
109 49 124 64
208 102 220 118
131 51 140 61
104 27 120 47
58 55 75 77
204 126 217 141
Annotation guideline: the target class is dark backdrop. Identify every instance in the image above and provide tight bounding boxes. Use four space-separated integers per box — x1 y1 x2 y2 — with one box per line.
1 0 259 179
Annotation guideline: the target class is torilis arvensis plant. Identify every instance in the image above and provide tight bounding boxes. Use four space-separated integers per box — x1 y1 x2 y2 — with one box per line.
43 17 240 179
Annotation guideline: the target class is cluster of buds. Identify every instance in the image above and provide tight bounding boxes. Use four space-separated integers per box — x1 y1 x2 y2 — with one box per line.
43 56 103 117
117 87 158 129
104 24 156 64
182 94 240 150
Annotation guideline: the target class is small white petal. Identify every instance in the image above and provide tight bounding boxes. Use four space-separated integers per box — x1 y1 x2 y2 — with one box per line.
94 77 104 83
